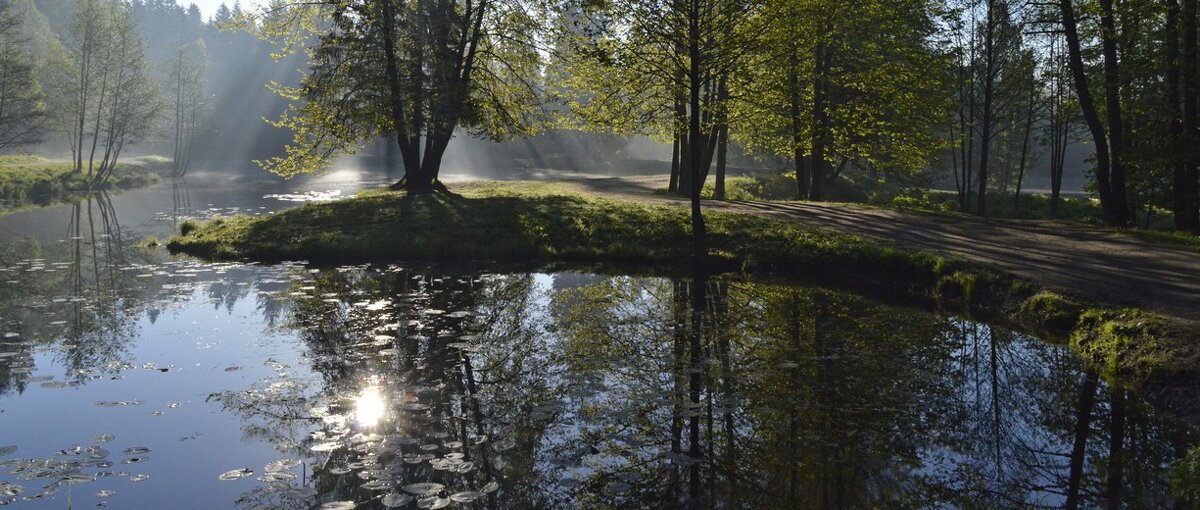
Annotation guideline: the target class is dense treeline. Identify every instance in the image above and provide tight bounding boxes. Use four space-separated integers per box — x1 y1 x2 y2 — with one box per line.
1 0 1199 231
0 0 297 181
239 0 1200 233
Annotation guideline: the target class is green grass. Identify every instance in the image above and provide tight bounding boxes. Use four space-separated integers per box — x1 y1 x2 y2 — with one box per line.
0 155 168 209
168 181 942 283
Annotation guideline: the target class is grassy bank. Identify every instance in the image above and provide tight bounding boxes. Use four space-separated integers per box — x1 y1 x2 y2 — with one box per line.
168 181 1198 386
0 155 168 210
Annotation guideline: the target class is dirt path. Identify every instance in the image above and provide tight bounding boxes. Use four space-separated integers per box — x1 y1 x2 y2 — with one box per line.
561 175 1200 325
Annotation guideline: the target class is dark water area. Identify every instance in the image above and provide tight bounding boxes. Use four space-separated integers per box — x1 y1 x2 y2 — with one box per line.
0 178 1196 508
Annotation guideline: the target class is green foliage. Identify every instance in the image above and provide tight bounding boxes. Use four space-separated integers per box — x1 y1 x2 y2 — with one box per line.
0 0 45 150
701 174 799 201
1070 309 1171 380
1173 445 1200 505
890 189 1106 220
250 0 545 180
178 219 200 237
1015 291 1084 336
701 172 871 202
733 0 953 179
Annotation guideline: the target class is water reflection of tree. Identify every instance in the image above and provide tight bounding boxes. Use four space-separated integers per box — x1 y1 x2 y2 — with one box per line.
216 267 568 509
215 268 1197 508
551 276 1196 508
0 191 163 390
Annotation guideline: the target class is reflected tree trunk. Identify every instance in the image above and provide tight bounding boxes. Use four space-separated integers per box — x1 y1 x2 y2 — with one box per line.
1065 372 1099 509
1107 389 1125 510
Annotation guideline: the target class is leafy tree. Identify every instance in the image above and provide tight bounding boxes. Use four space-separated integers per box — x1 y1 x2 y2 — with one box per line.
169 40 208 177
737 0 952 201
0 0 45 151
250 0 545 192
50 0 162 183
553 0 753 257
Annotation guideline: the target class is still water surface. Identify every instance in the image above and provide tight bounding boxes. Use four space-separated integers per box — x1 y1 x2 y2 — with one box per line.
0 177 1195 508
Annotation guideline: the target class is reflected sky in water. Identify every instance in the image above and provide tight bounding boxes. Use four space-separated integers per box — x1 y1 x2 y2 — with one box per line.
0 182 1195 509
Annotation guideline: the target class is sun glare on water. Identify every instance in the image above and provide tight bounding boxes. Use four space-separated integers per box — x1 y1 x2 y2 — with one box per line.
355 386 386 427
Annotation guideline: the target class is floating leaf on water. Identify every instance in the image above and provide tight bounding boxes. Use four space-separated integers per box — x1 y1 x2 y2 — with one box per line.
311 442 341 452
122 457 149 464
328 466 351 475
401 482 444 496
60 474 93 485
320 502 356 510
96 490 114 497
481 481 499 493
92 434 115 444
218 468 254 481
123 447 151 455
0 446 15 457
258 472 296 483
224 366 242 372
450 491 484 503
361 479 391 491
129 474 149 482
265 459 300 473
417 496 451 509
0 482 24 496
381 493 414 508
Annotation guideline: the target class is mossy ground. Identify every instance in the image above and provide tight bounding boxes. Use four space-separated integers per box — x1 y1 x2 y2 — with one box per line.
168 180 1198 389
0 155 167 211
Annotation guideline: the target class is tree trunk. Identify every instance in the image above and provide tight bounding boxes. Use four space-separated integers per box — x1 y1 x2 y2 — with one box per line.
687 0 707 263
1060 0 1118 223
670 129 681 193
1065 372 1099 510
1182 0 1200 231
715 124 727 200
1107 389 1125 510
810 41 830 202
380 0 419 190
1099 0 1131 224
977 0 996 217
1013 72 1036 215
788 62 808 199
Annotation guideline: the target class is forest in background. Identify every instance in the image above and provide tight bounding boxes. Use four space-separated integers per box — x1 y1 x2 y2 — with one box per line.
0 0 299 177
0 0 1198 231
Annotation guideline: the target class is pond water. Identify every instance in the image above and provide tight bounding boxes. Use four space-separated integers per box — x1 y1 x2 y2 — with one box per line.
0 178 1196 509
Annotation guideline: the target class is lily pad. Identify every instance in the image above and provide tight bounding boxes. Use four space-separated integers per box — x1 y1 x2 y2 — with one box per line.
381 493 414 508
401 482 444 496
417 496 451 509
218 468 255 481
450 491 485 503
